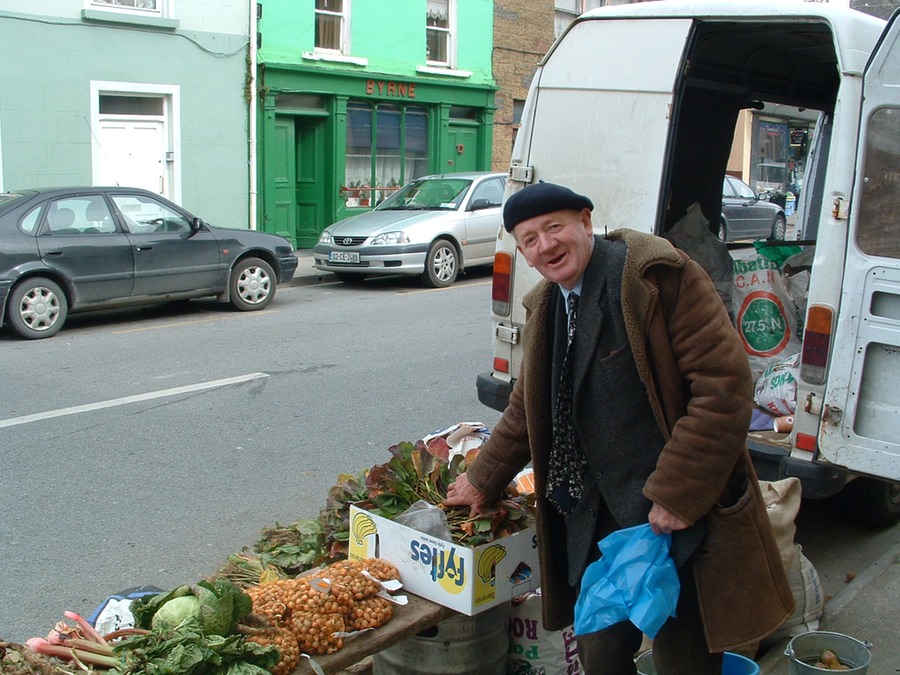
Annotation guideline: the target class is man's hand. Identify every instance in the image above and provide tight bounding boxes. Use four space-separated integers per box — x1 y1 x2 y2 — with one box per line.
648 503 689 535
444 473 492 516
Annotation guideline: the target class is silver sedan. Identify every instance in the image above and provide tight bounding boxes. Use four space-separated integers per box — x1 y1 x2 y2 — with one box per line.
314 172 507 287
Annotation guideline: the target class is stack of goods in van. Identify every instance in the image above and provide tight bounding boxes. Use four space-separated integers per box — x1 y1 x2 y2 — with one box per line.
734 247 814 432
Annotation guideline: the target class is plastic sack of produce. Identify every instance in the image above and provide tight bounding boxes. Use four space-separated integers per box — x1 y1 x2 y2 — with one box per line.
731 250 802 381
88 585 163 634
754 352 800 416
421 422 490 461
508 590 582 675
665 202 735 319
573 524 679 638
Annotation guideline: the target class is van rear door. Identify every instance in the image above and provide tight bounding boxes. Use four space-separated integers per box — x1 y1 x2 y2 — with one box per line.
516 16 692 232
816 13 900 481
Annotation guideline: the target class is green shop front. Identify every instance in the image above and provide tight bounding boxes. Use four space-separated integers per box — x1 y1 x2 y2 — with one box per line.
258 66 496 248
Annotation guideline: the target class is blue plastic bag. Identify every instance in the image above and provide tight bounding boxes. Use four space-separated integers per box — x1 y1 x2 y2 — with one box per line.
574 524 680 638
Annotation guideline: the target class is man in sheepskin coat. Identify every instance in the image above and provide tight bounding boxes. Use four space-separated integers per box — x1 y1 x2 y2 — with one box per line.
445 182 793 674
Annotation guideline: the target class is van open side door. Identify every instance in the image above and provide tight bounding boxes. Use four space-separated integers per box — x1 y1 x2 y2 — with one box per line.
814 12 900 482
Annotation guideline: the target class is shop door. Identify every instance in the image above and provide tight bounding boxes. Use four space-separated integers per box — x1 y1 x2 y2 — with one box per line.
271 117 297 244
447 126 478 173
295 118 326 248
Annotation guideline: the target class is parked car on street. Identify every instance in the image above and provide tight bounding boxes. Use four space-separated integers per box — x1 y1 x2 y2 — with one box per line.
314 172 507 287
0 187 298 339
719 175 787 242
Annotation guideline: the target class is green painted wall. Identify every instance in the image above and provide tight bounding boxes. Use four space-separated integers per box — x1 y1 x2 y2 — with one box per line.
259 0 494 83
0 8 249 228
255 1 497 247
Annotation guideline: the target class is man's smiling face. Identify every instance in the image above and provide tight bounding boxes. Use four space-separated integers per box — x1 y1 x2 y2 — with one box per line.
513 208 594 290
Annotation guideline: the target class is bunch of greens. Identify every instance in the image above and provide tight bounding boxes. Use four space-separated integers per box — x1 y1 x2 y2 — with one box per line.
112 620 278 675
218 438 533 586
214 553 287 589
253 517 330 575
319 469 371 559
355 440 533 546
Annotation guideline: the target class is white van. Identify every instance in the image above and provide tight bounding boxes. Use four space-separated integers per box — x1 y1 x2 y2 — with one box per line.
476 1 900 526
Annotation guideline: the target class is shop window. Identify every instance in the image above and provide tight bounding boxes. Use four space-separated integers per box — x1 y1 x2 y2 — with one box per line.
315 0 347 53
344 102 428 207
275 94 325 111
752 118 789 195
426 0 452 66
857 107 900 259
511 98 525 153
449 106 477 121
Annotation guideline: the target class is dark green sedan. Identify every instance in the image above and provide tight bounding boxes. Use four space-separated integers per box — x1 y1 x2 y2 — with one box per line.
0 187 298 339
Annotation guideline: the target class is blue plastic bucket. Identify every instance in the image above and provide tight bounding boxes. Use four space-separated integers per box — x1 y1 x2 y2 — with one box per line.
635 650 760 675
723 652 761 675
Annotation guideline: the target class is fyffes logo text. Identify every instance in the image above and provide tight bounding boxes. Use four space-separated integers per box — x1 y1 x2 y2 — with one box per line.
409 539 466 595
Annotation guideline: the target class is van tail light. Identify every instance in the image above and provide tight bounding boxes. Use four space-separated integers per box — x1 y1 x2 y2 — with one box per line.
800 304 833 385
493 357 510 374
795 433 817 453
491 251 513 317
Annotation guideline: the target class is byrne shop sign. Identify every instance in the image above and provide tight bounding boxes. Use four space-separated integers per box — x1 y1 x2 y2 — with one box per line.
365 80 417 98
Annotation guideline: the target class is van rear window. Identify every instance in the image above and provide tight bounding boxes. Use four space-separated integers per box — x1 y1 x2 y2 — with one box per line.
857 106 900 259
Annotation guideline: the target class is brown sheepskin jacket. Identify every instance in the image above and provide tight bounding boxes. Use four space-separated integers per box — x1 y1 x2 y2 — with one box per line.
466 229 794 652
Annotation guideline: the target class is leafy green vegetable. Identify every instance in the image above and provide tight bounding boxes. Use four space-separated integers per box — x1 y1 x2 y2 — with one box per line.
132 579 252 637
132 585 194 630
112 619 277 675
151 595 200 631
193 579 251 636
356 440 533 546
254 517 330 573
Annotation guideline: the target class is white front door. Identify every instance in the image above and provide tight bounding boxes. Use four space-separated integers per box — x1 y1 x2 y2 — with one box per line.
97 117 167 195
91 83 180 201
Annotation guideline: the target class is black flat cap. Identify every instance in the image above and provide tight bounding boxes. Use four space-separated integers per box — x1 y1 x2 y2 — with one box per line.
503 181 593 232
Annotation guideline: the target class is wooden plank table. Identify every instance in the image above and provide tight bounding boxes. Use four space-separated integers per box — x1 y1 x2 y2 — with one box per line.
290 593 456 675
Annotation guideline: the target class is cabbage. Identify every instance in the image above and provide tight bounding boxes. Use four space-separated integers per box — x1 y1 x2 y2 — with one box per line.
132 579 251 637
150 595 201 631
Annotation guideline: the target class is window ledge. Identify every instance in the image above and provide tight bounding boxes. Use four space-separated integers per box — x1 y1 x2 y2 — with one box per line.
82 9 179 30
302 51 368 67
416 65 472 78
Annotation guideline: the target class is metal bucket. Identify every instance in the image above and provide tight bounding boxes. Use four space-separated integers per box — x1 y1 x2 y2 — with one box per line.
784 631 872 674
372 603 510 675
635 650 760 675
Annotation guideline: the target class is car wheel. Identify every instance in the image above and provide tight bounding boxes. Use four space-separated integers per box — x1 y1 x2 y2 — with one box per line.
769 216 787 241
717 220 728 242
6 277 68 339
334 272 367 284
422 238 458 288
229 257 276 311
838 477 900 528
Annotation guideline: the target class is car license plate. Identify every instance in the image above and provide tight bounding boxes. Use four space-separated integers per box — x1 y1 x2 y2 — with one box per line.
329 251 360 263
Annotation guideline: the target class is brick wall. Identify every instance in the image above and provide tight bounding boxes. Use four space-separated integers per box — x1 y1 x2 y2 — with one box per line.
492 0 556 172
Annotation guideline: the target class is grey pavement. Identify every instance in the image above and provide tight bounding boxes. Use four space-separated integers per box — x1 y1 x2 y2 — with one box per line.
288 247 898 675
758 542 899 674
289 249 337 286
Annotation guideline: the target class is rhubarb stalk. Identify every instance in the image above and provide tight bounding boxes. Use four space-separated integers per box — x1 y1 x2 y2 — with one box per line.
25 636 120 669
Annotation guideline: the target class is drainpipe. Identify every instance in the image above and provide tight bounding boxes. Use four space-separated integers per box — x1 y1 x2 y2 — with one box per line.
248 1 259 230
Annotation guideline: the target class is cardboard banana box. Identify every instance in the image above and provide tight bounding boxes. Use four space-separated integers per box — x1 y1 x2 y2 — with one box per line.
348 505 540 615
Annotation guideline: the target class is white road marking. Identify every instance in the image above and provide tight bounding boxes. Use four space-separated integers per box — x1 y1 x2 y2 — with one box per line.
0 373 269 429
112 309 276 334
